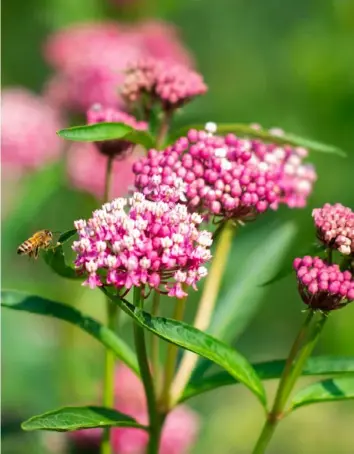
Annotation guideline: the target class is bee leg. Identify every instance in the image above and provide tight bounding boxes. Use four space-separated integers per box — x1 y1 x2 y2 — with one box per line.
34 247 39 259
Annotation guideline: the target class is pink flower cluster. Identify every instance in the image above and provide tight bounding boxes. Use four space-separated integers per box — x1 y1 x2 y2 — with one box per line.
249 141 317 209
121 58 207 111
73 193 212 297
87 104 147 157
1 88 63 173
44 21 193 113
293 256 354 311
67 143 137 199
133 127 279 222
71 365 200 454
312 203 354 255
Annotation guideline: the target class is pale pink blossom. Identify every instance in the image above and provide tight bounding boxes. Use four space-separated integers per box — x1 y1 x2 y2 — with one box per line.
1 88 63 172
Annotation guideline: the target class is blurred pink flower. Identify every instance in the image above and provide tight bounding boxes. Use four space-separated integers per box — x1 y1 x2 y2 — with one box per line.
67 142 137 199
71 365 200 454
43 21 194 113
1 88 63 173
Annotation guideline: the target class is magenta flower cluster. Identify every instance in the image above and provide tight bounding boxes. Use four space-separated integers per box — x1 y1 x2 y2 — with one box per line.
121 58 207 110
293 256 354 311
133 126 279 222
249 141 317 209
312 203 354 256
73 193 212 298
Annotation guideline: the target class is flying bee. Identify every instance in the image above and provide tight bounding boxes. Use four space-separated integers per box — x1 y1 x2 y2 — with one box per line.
17 229 54 259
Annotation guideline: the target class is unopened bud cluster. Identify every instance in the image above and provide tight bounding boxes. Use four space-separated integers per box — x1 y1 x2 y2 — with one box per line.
293 256 354 311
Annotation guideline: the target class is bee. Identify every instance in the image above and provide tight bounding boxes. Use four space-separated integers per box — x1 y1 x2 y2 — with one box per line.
17 230 54 259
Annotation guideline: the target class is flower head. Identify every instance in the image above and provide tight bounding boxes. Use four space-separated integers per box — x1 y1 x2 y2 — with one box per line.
133 127 279 222
70 364 200 454
312 203 354 256
67 142 137 199
1 88 63 173
73 193 212 297
87 104 147 157
43 21 194 113
121 58 207 112
293 256 354 311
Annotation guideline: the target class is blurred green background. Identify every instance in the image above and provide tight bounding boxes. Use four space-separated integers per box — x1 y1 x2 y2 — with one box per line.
2 0 354 453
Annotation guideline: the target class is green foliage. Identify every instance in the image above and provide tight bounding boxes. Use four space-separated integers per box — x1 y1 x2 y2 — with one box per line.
174 123 346 157
22 406 146 432
194 221 296 378
180 356 354 403
1 290 139 375
103 290 267 407
43 246 79 279
290 377 354 411
58 122 155 149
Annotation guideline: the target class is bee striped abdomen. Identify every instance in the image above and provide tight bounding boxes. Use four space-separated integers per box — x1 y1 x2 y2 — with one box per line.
17 241 33 255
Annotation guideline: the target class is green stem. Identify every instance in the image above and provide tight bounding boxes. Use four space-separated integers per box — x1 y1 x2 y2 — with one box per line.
133 287 161 454
159 294 187 412
252 311 328 454
156 109 173 149
151 291 161 393
170 221 235 405
101 300 118 454
101 154 117 454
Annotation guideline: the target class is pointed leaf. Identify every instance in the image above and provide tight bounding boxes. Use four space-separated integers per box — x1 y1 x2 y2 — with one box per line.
57 123 154 149
43 245 80 279
103 290 267 407
58 229 77 244
22 406 147 432
1 290 139 375
290 377 354 411
180 356 354 403
174 123 346 157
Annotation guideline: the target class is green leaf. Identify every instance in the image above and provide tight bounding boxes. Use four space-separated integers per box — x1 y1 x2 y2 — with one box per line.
290 377 354 411
57 123 154 149
1 290 139 375
43 245 79 279
103 290 267 407
192 221 295 379
261 242 323 286
174 123 346 157
22 406 146 432
58 229 77 244
180 356 354 403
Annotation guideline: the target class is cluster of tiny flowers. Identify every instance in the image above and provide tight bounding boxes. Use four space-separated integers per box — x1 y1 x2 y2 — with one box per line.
121 58 207 110
293 256 354 311
87 104 148 157
312 203 354 255
70 364 200 454
43 21 193 113
249 141 316 209
1 88 63 173
72 193 212 297
133 125 279 222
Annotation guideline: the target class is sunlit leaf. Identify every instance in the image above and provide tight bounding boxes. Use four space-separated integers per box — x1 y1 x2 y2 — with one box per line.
180 356 354 403
1 290 139 375
43 246 79 279
103 290 267 407
173 123 346 157
57 123 154 149
22 406 146 432
290 377 354 411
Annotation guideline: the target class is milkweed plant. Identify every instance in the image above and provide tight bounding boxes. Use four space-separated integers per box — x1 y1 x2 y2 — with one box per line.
2 18 354 454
